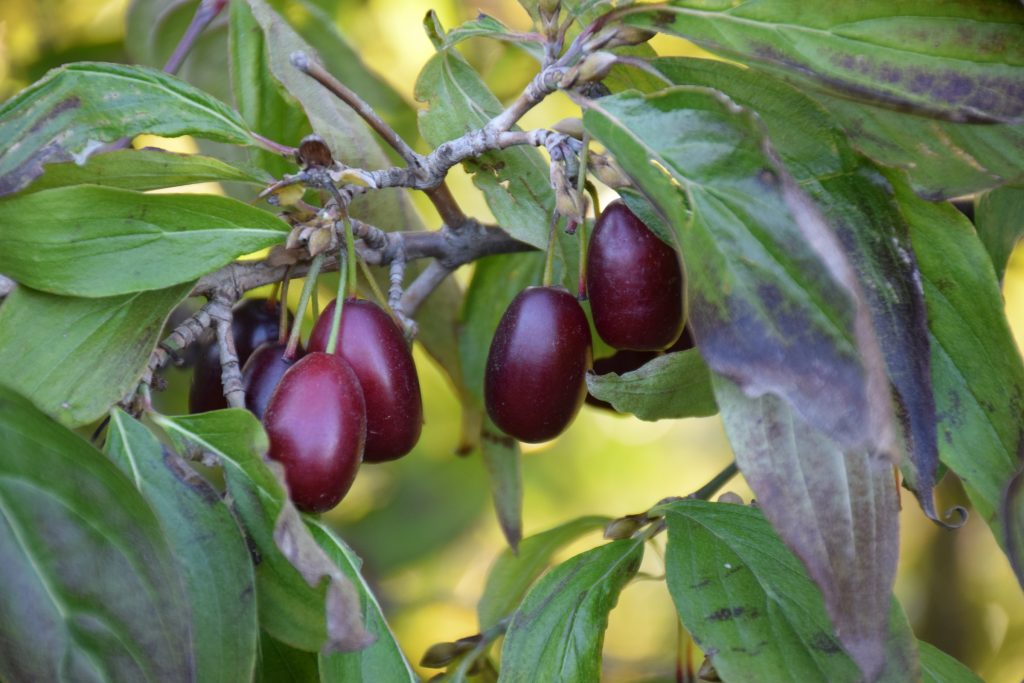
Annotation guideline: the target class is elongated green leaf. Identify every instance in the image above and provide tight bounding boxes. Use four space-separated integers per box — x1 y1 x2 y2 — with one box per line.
477 515 610 630
257 631 320 682
0 61 259 196
23 149 270 193
155 410 374 653
0 386 194 682
231 0 313 177
657 500 918 683
712 377 900 680
0 282 191 426
310 521 418 682
586 349 716 420
976 186 1024 284
481 417 523 551
498 538 643 682
898 176 1024 543
918 641 984 683
105 410 258 683
0 185 288 297
650 57 942 520
629 1 1024 123
1004 465 1024 589
810 92 1024 198
444 14 545 61
415 28 554 249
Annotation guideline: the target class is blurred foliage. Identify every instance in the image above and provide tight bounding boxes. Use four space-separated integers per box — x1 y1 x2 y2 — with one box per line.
4 0 1024 681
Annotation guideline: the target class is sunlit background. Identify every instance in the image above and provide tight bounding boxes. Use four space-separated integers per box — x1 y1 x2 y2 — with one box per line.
2 0 1023 680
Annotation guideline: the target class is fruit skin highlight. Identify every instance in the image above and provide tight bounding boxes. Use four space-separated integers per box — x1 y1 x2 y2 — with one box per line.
309 298 424 462
484 286 592 443
262 352 366 513
586 201 685 351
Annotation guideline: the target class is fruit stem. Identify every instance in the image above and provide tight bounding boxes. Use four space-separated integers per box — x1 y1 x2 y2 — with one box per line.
357 256 390 309
344 213 358 297
278 265 292 344
542 212 559 287
311 280 320 319
284 253 324 360
575 132 591 299
688 461 739 501
325 241 348 356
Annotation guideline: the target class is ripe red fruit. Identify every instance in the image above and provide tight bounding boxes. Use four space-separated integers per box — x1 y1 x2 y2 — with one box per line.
586 201 684 351
242 341 302 420
262 352 366 513
308 298 423 462
189 298 285 413
484 286 592 442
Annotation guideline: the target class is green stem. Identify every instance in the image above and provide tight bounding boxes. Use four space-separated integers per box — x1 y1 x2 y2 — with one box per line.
284 253 324 360
542 212 559 287
325 244 348 356
357 257 389 308
688 461 739 501
344 214 358 297
575 133 591 299
278 266 292 344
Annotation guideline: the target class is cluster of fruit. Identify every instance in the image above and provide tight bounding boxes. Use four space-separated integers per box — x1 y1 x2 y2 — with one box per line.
485 200 687 442
190 297 422 513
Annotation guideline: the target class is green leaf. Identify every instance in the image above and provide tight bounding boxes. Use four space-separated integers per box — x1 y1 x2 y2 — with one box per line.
481 417 523 551
498 538 643 682
898 175 1024 547
257 631 320 682
629 1 1024 123
711 378 901 680
310 521 418 682
154 410 374 653
649 57 943 520
586 349 717 421
415 36 554 249
0 282 191 426
105 410 259 683
918 641 984 683
1004 465 1024 589
477 515 610 631
810 92 1024 198
23 149 270 193
0 61 259 196
0 185 288 297
444 13 545 61
230 0 313 177
657 500 919 683
976 186 1024 284
0 386 194 681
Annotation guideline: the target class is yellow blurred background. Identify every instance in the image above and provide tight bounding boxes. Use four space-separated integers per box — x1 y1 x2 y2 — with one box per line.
2 0 1022 680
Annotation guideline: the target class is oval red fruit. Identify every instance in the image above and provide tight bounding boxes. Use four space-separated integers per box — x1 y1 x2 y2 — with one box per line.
308 298 423 462
484 286 592 442
242 341 302 420
262 352 366 513
587 201 684 350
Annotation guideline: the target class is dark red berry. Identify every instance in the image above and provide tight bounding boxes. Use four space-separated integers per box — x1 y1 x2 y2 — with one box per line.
585 349 659 411
664 325 695 354
263 352 366 513
484 286 592 443
242 342 302 420
308 298 423 462
189 298 286 413
587 201 684 350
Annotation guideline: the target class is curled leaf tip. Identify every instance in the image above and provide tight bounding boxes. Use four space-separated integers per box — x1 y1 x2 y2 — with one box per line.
940 505 969 529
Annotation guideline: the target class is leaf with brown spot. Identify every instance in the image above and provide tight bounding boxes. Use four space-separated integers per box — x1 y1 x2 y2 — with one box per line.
658 499 919 683
628 1 1024 123
0 62 260 196
155 410 374 653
